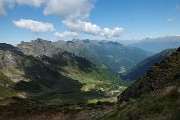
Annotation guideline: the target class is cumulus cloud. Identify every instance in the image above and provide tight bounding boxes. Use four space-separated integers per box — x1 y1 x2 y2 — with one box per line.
2 0 124 39
16 0 44 7
63 19 124 38
54 31 78 40
0 0 14 15
166 18 176 23
0 0 45 15
101 27 124 38
0 0 94 17
0 0 43 15
43 0 93 17
63 19 101 35
13 19 55 33
60 0 124 38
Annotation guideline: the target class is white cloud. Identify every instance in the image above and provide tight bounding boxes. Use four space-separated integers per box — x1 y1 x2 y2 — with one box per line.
13 19 55 33
0 0 14 15
166 18 176 23
54 31 78 40
43 0 92 17
0 0 44 15
2 0 124 39
16 0 44 7
0 0 94 17
63 19 124 38
63 19 101 35
101 27 124 38
60 0 124 38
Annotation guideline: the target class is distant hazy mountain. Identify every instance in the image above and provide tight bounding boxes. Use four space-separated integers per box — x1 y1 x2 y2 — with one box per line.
129 36 180 53
0 42 127 104
99 47 180 120
120 48 176 81
51 39 152 73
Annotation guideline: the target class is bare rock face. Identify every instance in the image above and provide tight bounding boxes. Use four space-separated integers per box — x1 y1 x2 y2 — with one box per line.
118 47 180 106
0 43 24 68
17 38 59 57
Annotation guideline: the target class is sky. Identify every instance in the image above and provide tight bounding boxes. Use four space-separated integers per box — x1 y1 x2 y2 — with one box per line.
0 0 180 45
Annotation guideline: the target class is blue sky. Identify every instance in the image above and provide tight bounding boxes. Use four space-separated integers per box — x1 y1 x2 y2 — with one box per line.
0 0 180 45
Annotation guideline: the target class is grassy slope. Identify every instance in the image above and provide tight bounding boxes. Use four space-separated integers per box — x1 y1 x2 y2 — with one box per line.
0 97 116 120
0 72 16 98
97 48 180 120
97 90 180 120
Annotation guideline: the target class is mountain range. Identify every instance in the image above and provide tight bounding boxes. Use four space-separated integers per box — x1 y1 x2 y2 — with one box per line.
0 45 179 120
52 39 152 73
0 42 126 104
128 36 180 53
0 38 179 120
2 38 154 104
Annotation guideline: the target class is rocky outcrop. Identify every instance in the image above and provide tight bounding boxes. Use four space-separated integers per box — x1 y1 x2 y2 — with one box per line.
17 38 60 57
0 43 24 68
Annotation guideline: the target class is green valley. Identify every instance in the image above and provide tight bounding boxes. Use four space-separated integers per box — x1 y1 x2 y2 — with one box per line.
0 42 126 104
98 47 180 120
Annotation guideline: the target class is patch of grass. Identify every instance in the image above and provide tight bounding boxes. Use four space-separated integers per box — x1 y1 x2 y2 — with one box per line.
0 71 14 86
60 66 126 96
97 90 180 120
0 86 15 98
88 97 117 104
42 91 106 105
0 72 16 98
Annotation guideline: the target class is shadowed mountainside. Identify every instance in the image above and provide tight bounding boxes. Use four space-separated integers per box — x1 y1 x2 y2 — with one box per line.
120 48 176 81
0 42 126 104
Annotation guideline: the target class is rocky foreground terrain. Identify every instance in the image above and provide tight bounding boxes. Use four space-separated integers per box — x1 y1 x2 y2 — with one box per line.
0 97 115 120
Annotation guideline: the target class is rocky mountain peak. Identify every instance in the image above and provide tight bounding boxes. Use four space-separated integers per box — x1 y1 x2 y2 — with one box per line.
17 38 57 57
